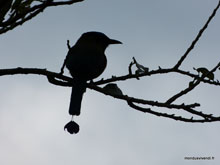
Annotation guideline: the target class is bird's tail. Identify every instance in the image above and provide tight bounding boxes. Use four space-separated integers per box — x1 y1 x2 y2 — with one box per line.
69 80 86 116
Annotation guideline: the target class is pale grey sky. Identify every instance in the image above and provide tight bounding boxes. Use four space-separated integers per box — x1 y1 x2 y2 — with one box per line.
0 0 220 164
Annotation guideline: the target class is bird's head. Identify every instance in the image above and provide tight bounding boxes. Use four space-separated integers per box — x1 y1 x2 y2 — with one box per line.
75 31 122 52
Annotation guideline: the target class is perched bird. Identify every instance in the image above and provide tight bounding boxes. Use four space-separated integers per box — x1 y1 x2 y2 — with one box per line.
65 31 122 116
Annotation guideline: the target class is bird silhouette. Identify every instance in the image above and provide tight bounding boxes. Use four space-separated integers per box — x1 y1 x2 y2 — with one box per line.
65 31 122 116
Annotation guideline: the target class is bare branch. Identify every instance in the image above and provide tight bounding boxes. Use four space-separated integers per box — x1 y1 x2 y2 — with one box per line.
166 62 220 104
0 0 84 34
94 65 220 86
0 67 200 110
127 101 220 123
0 67 72 82
1 67 220 122
94 67 173 85
173 0 220 69
88 84 199 109
89 85 218 120
176 69 220 86
60 40 72 74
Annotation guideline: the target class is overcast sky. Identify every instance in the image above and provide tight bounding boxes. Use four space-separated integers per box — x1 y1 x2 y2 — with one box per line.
1 0 220 164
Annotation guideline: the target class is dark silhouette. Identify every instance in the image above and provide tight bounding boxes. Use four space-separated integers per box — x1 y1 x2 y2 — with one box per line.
65 31 122 116
2 1 220 135
0 0 13 22
64 120 80 134
0 0 83 35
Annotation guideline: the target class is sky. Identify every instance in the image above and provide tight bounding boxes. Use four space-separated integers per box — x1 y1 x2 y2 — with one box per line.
0 0 220 164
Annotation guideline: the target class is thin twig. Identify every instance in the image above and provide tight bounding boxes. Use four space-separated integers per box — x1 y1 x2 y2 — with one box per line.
166 62 220 104
174 0 220 69
0 0 84 34
127 101 220 123
60 40 71 74
94 66 220 86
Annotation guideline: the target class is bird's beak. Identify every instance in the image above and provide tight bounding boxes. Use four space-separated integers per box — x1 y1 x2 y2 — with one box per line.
109 39 122 44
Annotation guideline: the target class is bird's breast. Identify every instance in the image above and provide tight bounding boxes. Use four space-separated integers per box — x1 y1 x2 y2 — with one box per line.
66 48 107 80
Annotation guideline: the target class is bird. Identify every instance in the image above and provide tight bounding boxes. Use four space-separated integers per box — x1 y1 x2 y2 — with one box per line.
65 31 122 116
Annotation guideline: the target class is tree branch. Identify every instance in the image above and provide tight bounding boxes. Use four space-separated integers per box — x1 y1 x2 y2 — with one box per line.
173 0 220 69
127 101 220 123
0 0 84 34
1 67 220 123
0 67 72 82
94 65 220 87
166 62 220 104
